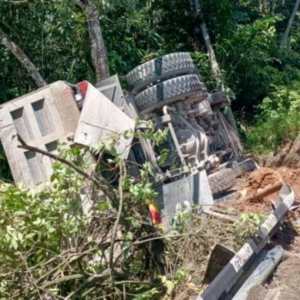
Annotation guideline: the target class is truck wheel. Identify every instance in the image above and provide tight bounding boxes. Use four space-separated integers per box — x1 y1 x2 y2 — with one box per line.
134 74 204 114
209 92 230 108
208 168 236 195
126 52 195 93
220 161 242 178
239 158 258 173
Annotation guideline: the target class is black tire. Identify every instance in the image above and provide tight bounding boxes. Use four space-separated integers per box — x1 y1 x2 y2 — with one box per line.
134 74 203 114
220 161 242 178
209 92 230 108
126 53 195 93
208 168 236 195
239 158 258 173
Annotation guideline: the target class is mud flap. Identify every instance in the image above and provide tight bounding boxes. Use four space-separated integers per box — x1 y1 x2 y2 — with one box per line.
155 169 214 230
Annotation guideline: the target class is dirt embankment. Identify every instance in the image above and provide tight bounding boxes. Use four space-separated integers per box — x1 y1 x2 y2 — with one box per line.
261 138 300 169
247 256 300 300
259 138 300 199
244 139 300 300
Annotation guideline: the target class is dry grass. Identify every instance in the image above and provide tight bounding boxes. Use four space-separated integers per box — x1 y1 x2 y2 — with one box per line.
162 212 259 300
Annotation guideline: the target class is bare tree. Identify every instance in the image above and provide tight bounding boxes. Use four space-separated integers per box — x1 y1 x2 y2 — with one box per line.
188 0 243 154
280 0 300 48
74 0 110 82
188 0 222 86
199 22 222 84
259 0 265 13
0 27 46 87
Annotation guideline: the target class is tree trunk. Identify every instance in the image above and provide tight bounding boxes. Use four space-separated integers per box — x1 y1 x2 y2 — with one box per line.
199 22 223 87
76 0 110 82
188 0 243 155
0 27 46 88
188 0 222 87
280 0 300 48
259 0 265 13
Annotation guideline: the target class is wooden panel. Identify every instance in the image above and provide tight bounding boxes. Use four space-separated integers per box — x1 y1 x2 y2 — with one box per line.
74 83 135 157
44 93 64 132
3 86 64 143
43 140 59 178
51 81 80 135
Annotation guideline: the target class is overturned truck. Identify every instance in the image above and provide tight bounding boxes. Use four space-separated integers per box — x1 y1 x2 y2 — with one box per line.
0 52 255 226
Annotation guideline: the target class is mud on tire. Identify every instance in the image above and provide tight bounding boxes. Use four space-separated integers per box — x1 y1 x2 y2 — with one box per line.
134 74 203 114
208 168 236 195
126 52 195 93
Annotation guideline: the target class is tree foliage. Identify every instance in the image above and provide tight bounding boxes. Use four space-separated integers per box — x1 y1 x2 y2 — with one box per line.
0 133 167 299
1 1 299 297
1 0 300 113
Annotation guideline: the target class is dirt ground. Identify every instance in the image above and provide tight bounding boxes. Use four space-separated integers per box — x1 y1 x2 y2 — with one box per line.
247 285 300 300
178 139 300 299
239 139 300 299
246 256 300 300
224 163 300 299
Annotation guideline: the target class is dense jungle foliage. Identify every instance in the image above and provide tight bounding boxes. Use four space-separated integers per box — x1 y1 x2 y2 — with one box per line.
1 0 300 156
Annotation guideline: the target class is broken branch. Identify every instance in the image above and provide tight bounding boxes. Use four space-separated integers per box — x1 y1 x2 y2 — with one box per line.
16 134 117 202
110 159 125 285
240 181 283 203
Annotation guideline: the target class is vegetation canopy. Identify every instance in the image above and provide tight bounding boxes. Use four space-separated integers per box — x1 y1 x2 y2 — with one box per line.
1 0 300 298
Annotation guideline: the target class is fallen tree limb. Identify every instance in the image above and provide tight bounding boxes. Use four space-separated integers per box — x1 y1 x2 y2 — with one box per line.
239 181 283 203
110 160 125 285
16 134 117 202
0 27 47 87
203 210 236 223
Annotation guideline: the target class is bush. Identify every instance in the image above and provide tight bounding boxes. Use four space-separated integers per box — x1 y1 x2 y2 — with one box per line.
245 82 300 154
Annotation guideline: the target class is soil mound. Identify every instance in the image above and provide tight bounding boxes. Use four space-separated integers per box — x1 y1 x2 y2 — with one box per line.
271 256 300 293
262 138 300 168
242 168 282 201
246 257 300 300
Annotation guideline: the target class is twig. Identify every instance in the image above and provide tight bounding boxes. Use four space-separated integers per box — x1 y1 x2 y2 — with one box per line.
93 147 105 173
203 210 236 223
110 159 125 285
114 228 220 265
19 253 43 300
65 273 109 300
12 274 86 298
16 134 116 202
238 181 283 203
17 134 92 181
73 0 85 10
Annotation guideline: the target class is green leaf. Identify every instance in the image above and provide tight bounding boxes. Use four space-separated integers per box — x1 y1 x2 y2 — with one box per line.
110 146 118 157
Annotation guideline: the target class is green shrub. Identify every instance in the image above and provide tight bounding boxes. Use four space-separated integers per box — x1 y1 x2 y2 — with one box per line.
245 82 300 154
